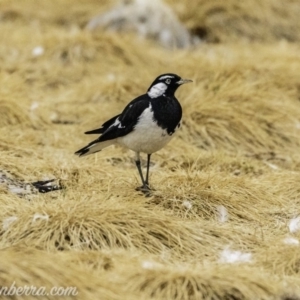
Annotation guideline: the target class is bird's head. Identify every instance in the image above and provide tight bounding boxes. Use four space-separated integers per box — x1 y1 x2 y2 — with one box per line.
147 73 192 98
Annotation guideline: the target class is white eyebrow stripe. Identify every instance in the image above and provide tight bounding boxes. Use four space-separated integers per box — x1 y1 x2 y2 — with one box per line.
159 75 174 80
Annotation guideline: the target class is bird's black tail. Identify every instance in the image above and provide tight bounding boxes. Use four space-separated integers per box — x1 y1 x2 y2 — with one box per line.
75 139 114 157
85 128 105 134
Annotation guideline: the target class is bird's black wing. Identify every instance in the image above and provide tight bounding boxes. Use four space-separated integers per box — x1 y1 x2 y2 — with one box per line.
85 114 121 134
98 94 150 142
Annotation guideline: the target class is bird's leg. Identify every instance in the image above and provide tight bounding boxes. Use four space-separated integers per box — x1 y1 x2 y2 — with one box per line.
135 152 146 186
135 152 150 193
145 154 151 186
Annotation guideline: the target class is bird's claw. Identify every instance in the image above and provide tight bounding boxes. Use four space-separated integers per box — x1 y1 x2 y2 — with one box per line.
136 183 155 196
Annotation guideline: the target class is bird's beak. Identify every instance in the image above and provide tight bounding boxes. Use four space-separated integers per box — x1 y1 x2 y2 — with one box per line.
177 78 193 85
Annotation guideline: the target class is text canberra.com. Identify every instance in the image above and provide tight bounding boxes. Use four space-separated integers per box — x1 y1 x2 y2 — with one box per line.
0 282 78 297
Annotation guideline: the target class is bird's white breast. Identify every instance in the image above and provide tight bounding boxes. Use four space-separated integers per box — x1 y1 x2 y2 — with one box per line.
117 103 174 154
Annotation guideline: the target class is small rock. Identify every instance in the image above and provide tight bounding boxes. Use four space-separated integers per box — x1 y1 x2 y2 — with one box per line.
86 0 199 49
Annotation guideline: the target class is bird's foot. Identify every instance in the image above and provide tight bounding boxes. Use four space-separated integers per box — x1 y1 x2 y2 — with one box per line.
135 184 153 196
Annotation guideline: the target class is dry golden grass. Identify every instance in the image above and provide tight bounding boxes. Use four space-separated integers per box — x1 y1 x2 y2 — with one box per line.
1 0 300 299
173 0 300 42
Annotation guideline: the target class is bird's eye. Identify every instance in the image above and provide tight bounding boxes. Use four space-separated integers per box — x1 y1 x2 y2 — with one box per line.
165 79 171 84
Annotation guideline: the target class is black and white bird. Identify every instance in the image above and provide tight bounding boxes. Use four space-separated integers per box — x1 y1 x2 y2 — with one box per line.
75 73 192 193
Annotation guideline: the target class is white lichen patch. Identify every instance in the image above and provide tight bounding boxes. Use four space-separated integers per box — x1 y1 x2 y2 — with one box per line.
3 216 18 231
219 248 252 264
182 200 192 210
32 46 44 57
216 205 228 223
289 217 300 233
32 213 49 223
283 236 299 245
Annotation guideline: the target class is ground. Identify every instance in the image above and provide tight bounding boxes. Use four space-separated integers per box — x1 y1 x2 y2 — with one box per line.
0 0 300 299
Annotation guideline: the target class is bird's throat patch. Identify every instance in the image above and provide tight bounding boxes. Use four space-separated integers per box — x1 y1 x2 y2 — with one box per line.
147 83 167 98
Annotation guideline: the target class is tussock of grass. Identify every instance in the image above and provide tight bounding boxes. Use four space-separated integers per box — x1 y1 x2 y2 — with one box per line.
124 265 283 300
0 197 226 258
1 0 300 299
0 247 137 300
